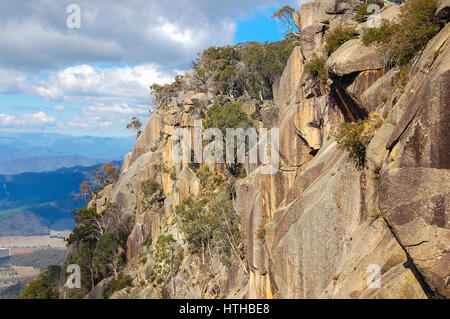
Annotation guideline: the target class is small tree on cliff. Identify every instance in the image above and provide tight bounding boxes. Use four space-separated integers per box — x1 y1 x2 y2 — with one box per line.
93 163 121 189
76 180 94 202
272 6 301 40
126 116 142 138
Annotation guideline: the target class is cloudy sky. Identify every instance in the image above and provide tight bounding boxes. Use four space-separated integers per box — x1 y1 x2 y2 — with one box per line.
0 0 301 137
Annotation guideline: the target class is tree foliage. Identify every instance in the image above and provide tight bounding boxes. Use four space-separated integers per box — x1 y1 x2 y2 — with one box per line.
305 55 328 85
19 265 61 299
93 163 120 188
176 189 243 268
204 102 253 134
126 116 143 138
271 6 301 39
93 233 123 279
150 39 296 105
150 234 183 291
324 26 358 55
335 122 367 169
362 0 444 67
66 205 131 294
67 208 104 245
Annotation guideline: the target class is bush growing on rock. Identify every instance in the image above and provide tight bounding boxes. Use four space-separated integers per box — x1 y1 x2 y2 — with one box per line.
93 233 125 279
362 0 443 67
305 54 328 85
335 113 383 169
324 26 358 55
103 273 134 299
150 234 183 293
362 22 395 46
176 190 243 269
335 122 367 169
205 102 253 134
19 265 61 299
141 178 164 206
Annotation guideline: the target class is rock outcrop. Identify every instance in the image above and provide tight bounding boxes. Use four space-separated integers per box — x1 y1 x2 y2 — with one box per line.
63 0 449 300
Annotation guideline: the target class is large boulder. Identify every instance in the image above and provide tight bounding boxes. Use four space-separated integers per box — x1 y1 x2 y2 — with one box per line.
361 68 398 113
319 218 427 299
191 92 209 107
380 24 450 298
386 24 450 169
266 139 427 299
345 70 384 106
125 112 164 171
300 23 327 60
325 39 384 77
299 0 336 30
265 141 362 298
294 96 343 153
379 168 450 298
379 4 401 23
177 167 200 202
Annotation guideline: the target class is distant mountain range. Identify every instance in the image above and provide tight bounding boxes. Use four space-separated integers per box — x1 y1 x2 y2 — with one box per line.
0 163 121 236
0 132 135 162
0 155 102 175
0 132 131 236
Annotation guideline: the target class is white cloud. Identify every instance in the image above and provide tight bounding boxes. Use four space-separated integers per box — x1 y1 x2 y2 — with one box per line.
0 0 302 135
0 114 15 126
65 117 114 129
0 0 296 71
0 68 27 94
82 103 149 116
30 64 177 105
0 111 55 128
53 105 65 111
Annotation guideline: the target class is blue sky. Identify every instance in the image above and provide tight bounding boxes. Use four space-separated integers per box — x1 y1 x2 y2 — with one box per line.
0 1 299 137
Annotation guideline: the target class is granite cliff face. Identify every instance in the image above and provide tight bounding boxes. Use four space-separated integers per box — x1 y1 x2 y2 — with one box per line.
61 0 449 299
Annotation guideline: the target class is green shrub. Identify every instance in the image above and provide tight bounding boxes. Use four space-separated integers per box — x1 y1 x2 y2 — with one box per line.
141 179 164 204
305 55 328 84
335 122 367 169
143 236 153 247
19 265 61 299
93 233 122 279
324 26 358 55
369 208 382 219
151 235 183 291
363 0 443 67
103 273 133 299
371 167 381 184
362 22 395 46
257 227 266 240
176 191 242 268
204 102 253 134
